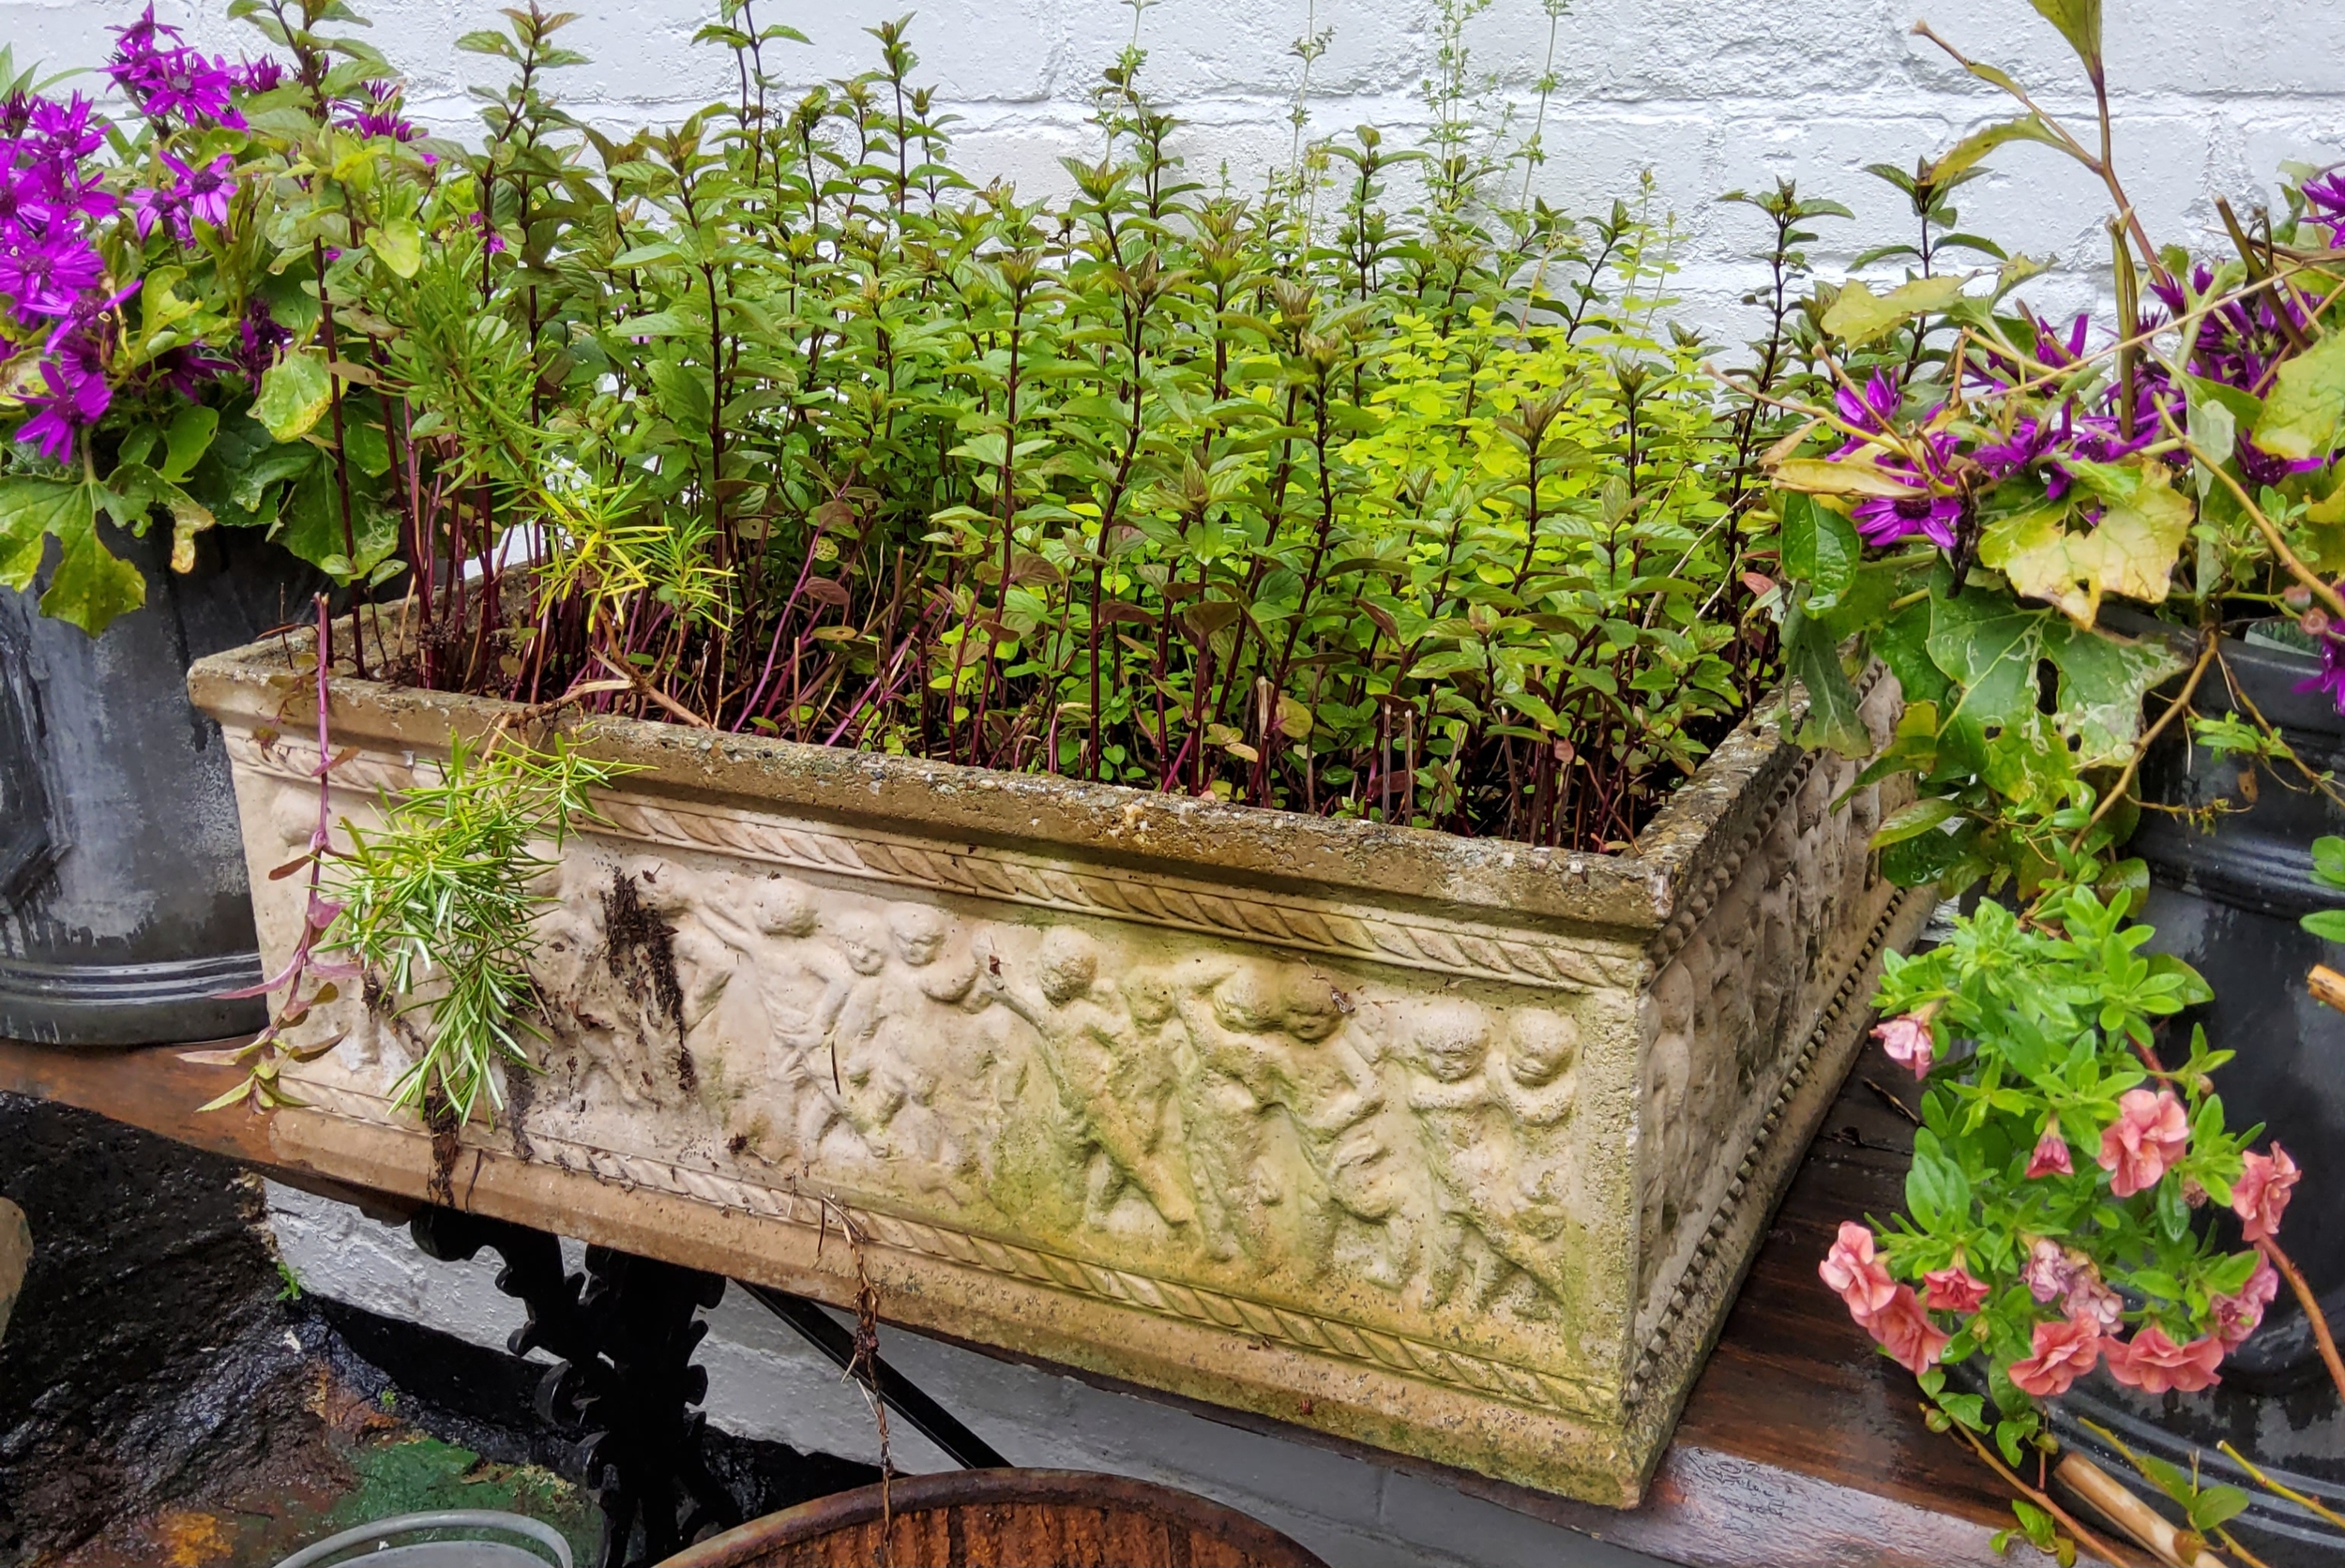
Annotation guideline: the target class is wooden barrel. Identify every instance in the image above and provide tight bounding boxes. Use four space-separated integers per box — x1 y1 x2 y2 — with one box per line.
655 1470 1328 1568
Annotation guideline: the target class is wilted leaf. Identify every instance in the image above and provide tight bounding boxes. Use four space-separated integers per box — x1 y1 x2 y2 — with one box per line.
253 351 334 443
1772 457 1924 498
1822 274 1971 346
2253 330 2345 462
366 217 423 279
1979 466 2188 625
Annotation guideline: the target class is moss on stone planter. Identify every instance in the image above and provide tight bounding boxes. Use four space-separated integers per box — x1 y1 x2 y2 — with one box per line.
189 626 1927 1504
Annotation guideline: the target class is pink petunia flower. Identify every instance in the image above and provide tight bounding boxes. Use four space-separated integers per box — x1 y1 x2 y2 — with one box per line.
2103 1324 2224 1395
2021 1237 2077 1304
1866 1285 1952 1376
2097 1087 2189 1199
1872 1011 1934 1078
2232 1143 2299 1244
2026 1124 2074 1179
2007 1314 2102 1398
2211 1257 2281 1350
1921 1261 1989 1316
2064 1270 2125 1334
1820 1221 1898 1322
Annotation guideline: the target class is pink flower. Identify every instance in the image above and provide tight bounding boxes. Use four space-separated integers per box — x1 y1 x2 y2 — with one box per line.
1922 1262 1989 1315
2104 1324 2224 1395
1820 1221 1898 1321
2232 1143 2299 1244
2064 1270 2124 1334
2021 1237 2077 1304
1867 1285 1952 1376
2026 1124 2074 1179
1872 1011 1934 1078
2008 1314 2102 1398
2097 1088 2189 1199
2211 1258 2281 1350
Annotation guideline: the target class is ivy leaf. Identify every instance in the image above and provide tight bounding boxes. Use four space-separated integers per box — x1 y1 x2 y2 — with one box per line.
0 475 77 589
253 351 335 443
2042 620 2187 766
1781 491 1860 610
0 475 148 634
43 499 147 633
1782 602 1871 758
2253 330 2345 462
107 460 218 572
1977 465 2190 626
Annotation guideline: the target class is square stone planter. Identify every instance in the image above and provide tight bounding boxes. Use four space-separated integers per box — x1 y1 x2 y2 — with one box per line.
189 627 1925 1506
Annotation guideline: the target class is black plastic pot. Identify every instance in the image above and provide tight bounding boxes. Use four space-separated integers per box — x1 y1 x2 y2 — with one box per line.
0 522 316 1047
2050 624 2345 1562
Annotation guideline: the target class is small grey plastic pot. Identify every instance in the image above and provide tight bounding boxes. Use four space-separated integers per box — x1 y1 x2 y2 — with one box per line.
269 1509 573 1568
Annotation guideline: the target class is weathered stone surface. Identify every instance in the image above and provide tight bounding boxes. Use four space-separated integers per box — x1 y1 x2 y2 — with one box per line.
189 629 1927 1505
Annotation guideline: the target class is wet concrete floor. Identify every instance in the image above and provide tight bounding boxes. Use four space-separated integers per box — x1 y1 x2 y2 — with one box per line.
0 1092 871 1566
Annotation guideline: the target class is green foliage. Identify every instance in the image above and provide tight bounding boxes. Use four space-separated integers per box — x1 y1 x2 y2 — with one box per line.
331 735 628 1123
313 4 1793 850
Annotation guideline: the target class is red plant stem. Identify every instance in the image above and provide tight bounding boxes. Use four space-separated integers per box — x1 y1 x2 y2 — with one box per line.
2260 1237 2345 1407
736 524 830 727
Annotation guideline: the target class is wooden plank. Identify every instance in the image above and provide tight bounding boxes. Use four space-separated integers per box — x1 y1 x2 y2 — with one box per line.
0 1034 2030 1566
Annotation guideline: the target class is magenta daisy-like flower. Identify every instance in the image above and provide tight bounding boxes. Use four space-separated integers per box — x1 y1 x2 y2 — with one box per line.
235 57 286 95
2304 172 2345 247
2296 631 2345 716
108 8 244 128
0 228 103 318
1853 490 1963 551
336 80 419 143
15 346 110 464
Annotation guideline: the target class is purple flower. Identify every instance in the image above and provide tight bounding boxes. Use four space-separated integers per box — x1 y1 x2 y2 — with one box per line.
1853 491 1964 551
1834 369 1900 447
467 209 507 254
26 95 102 161
0 228 103 318
108 8 244 128
14 347 110 464
1974 416 2072 500
131 150 235 243
335 80 418 143
231 298 291 381
2296 632 2345 716
234 57 286 96
2304 173 2345 248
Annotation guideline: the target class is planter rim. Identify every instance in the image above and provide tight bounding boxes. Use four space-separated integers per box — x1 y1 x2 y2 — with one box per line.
188 613 1833 949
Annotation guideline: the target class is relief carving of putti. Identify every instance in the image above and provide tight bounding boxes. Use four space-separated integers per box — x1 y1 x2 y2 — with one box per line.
375 847 1602 1324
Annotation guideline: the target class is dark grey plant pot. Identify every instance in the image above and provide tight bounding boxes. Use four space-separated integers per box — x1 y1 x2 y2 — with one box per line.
0 521 317 1047
2051 622 2345 1563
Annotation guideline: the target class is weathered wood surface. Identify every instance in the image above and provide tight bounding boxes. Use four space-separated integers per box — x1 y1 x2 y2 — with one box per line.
657 1470 1328 1568
0 1033 2027 1567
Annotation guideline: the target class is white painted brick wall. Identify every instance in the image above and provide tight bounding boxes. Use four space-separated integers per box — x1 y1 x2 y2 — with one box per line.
10 0 2345 334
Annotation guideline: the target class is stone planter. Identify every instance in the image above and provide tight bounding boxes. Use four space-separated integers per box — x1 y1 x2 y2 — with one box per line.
189 626 1925 1506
